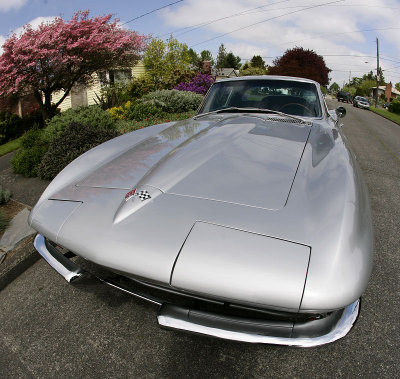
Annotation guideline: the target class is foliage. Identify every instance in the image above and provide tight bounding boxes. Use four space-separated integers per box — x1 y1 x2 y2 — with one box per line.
127 102 167 121
200 50 215 67
94 83 128 110
174 72 215 95
38 122 119 180
44 106 115 142
250 55 266 69
395 82 400 92
123 76 157 101
143 37 191 89
216 44 241 69
239 66 267 76
115 111 196 134
11 129 48 177
268 47 331 86
108 101 133 120
139 90 203 113
0 210 9 233
320 86 328 95
342 86 356 97
0 11 147 120
329 82 340 92
388 97 400 115
354 80 376 97
0 109 43 144
0 186 11 204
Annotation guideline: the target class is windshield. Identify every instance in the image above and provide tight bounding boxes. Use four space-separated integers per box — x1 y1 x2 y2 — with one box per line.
199 79 322 117
359 97 368 102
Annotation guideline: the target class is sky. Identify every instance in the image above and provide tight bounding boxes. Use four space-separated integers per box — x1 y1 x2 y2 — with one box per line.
0 0 399 87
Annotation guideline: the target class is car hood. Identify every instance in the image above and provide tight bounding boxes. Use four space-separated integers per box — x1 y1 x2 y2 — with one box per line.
76 115 311 210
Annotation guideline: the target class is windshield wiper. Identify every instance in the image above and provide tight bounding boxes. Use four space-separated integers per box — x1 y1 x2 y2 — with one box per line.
194 107 306 123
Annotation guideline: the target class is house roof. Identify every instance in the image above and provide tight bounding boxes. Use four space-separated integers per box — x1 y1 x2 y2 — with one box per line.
211 68 239 77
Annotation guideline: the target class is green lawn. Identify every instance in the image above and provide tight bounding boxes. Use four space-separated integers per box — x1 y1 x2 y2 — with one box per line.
370 107 400 125
0 137 22 157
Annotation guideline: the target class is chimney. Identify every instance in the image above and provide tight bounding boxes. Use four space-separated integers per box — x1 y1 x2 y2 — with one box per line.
203 60 211 74
385 82 392 100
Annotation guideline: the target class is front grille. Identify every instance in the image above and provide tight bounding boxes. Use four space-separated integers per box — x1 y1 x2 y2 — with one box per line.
72 256 326 324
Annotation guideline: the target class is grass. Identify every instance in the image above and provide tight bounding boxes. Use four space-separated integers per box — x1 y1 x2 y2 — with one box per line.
114 111 196 134
0 136 22 157
370 107 400 125
0 209 9 233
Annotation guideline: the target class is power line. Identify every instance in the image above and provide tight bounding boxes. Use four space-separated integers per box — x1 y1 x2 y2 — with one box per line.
122 0 184 26
158 1 294 38
276 27 400 47
190 0 344 47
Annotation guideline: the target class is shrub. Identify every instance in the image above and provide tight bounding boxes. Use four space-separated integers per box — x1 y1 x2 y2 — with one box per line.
0 186 11 204
44 105 115 142
11 129 48 177
126 101 167 121
0 111 22 144
108 101 132 120
0 209 9 233
139 90 203 113
38 122 119 180
388 97 400 115
123 76 156 101
174 72 215 95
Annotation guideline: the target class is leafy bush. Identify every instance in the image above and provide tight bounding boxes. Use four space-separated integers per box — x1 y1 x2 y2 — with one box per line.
388 97 400 115
174 72 215 95
11 129 48 177
108 101 132 120
0 186 11 204
127 101 167 121
0 111 21 144
0 108 44 145
139 90 203 113
44 106 114 142
38 122 119 180
0 209 9 233
123 76 156 101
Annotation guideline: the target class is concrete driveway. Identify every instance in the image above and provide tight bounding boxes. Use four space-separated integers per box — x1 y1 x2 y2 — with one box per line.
0 102 399 378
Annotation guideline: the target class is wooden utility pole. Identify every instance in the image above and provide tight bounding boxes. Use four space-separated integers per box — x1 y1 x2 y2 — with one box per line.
375 37 380 107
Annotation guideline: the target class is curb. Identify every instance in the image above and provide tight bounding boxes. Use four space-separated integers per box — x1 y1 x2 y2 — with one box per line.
0 237 40 291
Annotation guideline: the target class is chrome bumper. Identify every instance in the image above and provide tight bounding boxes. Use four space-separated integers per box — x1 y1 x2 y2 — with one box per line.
33 234 360 347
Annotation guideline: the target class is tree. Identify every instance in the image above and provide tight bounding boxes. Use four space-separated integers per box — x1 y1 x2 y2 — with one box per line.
143 36 192 88
395 82 400 92
0 11 147 120
200 50 214 67
268 47 331 86
329 82 340 92
216 44 227 68
250 55 266 69
188 48 201 69
223 52 241 69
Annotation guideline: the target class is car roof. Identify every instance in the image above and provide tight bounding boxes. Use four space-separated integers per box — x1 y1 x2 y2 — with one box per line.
216 75 320 86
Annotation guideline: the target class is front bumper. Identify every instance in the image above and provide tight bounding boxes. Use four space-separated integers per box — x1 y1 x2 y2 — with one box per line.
358 103 370 109
33 234 360 347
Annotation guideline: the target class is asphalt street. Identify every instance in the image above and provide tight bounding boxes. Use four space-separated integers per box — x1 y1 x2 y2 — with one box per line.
1 101 399 378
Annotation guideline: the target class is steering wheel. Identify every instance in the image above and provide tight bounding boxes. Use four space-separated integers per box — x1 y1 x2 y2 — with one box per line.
278 103 313 116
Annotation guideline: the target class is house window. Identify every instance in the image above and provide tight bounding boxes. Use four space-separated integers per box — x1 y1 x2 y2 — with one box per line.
98 70 132 86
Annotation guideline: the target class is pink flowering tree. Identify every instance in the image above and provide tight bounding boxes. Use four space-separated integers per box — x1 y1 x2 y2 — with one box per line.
0 11 147 120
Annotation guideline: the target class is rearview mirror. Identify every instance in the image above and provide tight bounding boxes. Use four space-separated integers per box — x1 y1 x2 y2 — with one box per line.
336 106 346 118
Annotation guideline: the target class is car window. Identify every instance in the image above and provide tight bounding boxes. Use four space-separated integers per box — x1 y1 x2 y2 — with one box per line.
200 79 322 118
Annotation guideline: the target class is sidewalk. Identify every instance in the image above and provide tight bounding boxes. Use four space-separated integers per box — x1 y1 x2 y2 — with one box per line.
0 152 50 289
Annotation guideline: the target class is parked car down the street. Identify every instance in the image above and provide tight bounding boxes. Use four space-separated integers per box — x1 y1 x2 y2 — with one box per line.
353 96 370 110
29 76 374 347
336 91 351 103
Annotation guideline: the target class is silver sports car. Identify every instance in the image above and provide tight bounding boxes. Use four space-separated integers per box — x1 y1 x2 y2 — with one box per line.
30 76 374 347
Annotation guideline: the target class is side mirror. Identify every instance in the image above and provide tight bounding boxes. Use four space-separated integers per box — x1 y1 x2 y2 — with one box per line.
336 106 346 118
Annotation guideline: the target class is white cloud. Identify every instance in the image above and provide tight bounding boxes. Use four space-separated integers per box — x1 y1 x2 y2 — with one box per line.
0 0 27 12
13 16 56 35
0 16 56 53
160 0 400 85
